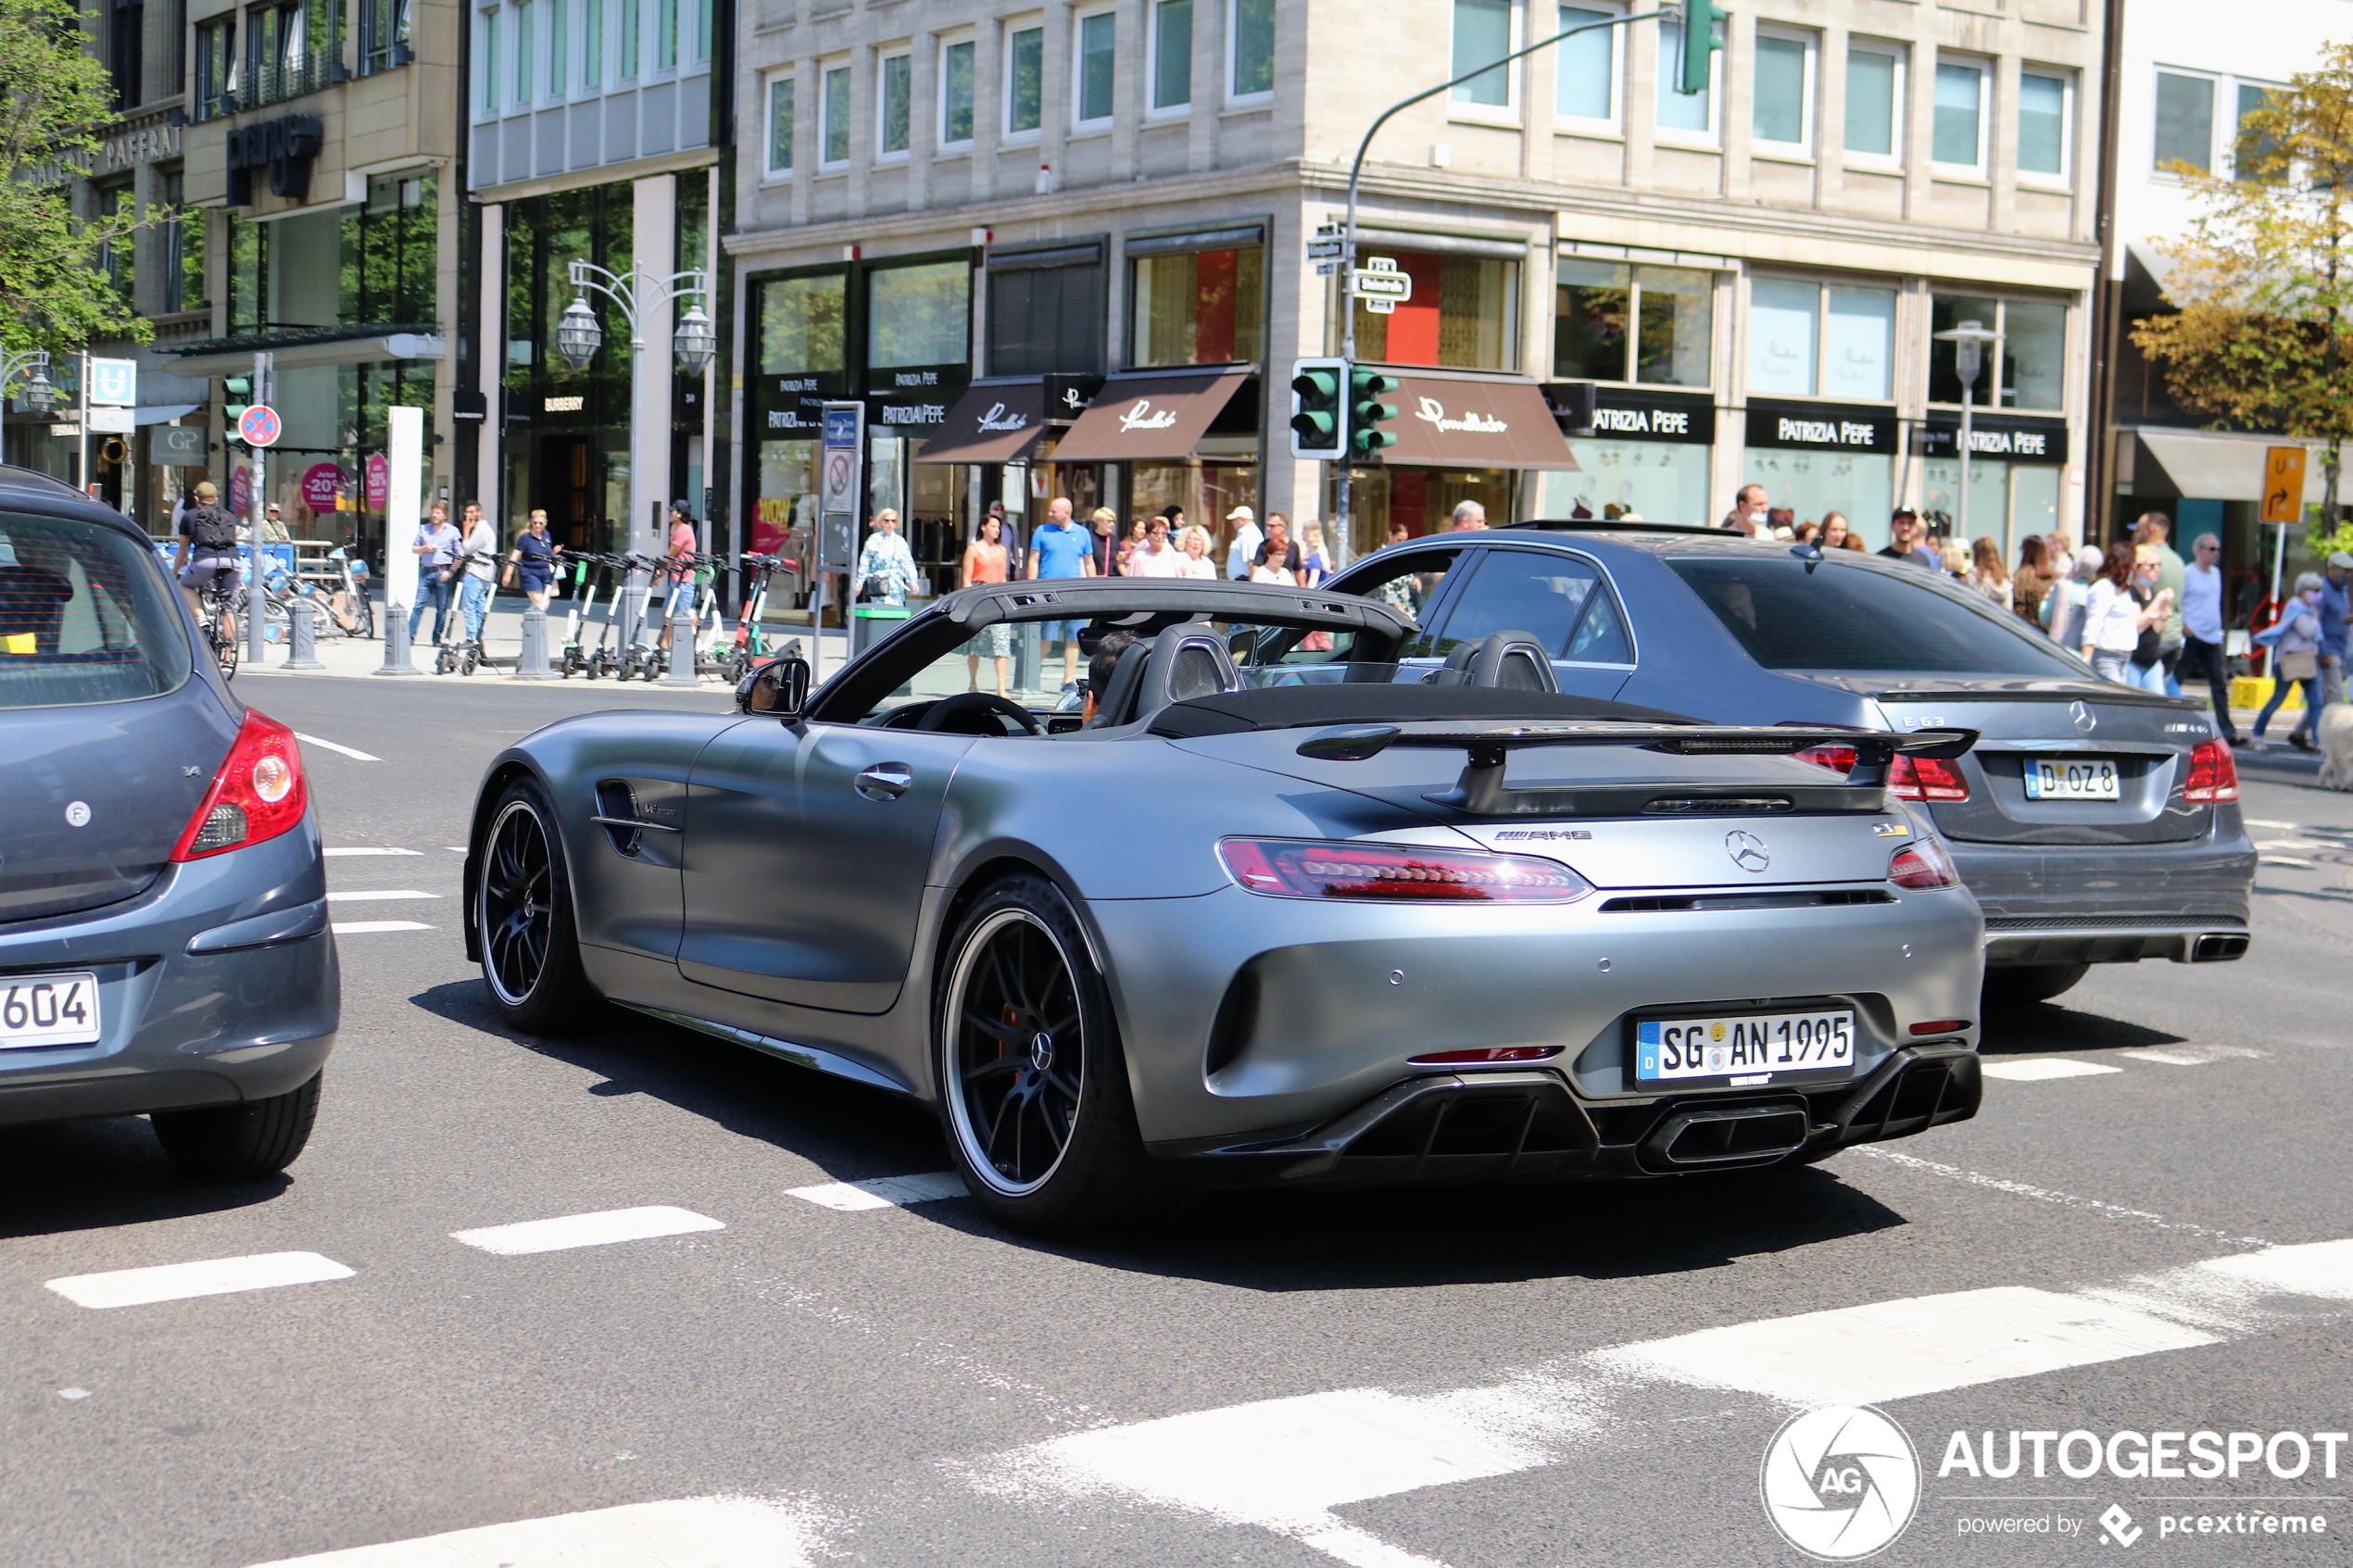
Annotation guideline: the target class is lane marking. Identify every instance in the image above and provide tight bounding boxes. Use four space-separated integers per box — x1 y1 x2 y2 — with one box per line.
325 890 440 903
292 733 380 762
322 847 422 858
786 1172 966 1211
330 921 434 935
47 1251 354 1310
2261 856 2316 869
1981 1058 2124 1081
1848 1147 2272 1247
2245 817 2300 829
242 1495 830 1567
2118 1044 2268 1067
450 1205 724 1256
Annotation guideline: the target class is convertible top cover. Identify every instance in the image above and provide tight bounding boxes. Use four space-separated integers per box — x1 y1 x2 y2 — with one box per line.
1149 684 1697 737
936 579 1417 638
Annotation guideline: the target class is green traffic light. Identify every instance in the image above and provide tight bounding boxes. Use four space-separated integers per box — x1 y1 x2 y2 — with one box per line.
1290 358 1349 458
1349 367 1400 457
1679 0 1725 98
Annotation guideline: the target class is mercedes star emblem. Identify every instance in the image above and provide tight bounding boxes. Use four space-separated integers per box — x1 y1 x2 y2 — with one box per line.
2070 700 2097 733
1726 830 1771 874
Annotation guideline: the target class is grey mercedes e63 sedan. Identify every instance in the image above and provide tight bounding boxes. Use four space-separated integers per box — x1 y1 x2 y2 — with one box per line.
0 466 335 1177
1325 524 2256 1004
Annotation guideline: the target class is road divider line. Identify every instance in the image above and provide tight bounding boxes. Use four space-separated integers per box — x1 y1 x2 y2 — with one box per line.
322 847 422 858
787 1173 966 1211
450 1204 725 1256
46 1251 355 1310
2119 1044 2268 1067
241 1494 831 1567
292 733 380 762
325 890 441 903
1981 1058 2124 1082
1847 1146 2273 1247
330 921 434 935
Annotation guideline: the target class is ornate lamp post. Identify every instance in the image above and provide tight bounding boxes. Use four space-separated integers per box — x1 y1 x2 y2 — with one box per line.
1 349 56 454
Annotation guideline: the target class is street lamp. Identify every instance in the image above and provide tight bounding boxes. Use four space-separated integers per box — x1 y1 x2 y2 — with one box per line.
672 302 717 371
2 350 54 452
1932 319 2003 557
554 260 711 370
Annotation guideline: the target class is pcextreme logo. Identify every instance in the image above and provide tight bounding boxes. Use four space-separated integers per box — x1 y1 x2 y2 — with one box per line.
1761 1405 1922 1560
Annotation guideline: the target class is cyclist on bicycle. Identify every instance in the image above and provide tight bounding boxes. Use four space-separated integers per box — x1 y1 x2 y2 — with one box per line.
172 481 245 646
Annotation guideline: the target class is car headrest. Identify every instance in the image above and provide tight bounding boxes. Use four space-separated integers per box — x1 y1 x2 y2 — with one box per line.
1085 639 1154 729
1089 624 1243 728
1432 630 1558 692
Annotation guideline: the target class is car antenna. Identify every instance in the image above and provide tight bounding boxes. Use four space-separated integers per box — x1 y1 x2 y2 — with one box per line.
1790 541 1825 575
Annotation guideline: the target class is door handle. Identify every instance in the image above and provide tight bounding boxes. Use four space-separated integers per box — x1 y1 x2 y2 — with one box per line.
855 763 913 801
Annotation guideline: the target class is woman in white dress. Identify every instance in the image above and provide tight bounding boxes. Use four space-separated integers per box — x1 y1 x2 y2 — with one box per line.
1175 526 1218 580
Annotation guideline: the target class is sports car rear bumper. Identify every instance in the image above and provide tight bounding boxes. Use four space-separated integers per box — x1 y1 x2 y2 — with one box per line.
1170 1043 1980 1188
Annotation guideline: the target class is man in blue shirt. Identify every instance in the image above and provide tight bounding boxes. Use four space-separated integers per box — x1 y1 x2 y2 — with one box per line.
2320 551 2353 720
408 501 460 646
1025 495 1094 691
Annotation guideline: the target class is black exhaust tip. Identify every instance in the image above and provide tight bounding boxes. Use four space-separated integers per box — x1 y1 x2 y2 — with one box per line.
1642 1101 1811 1171
2192 932 2249 962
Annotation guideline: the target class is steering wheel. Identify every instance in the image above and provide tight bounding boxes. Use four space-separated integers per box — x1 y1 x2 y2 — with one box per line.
917 691 1044 735
874 700 933 729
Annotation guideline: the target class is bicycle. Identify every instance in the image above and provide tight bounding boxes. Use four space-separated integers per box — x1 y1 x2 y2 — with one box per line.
196 579 241 680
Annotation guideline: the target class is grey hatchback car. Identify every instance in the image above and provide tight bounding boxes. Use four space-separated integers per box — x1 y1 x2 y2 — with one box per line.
1322 523 2255 1004
0 467 334 1175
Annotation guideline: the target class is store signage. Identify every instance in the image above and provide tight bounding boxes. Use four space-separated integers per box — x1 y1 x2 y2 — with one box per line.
1411 396 1508 434
1117 399 1181 433
1743 399 1898 456
301 462 346 512
365 453 389 510
224 114 324 206
1914 413 2068 464
1378 374 1580 470
88 358 136 406
88 407 134 433
542 395 585 413
154 426 206 463
230 465 251 514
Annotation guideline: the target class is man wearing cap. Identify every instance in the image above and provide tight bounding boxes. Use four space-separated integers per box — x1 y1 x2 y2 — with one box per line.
1878 509 1939 570
1225 506 1264 581
172 479 245 645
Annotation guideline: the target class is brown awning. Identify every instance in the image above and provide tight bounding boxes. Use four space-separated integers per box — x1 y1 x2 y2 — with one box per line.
1050 370 1251 461
912 380 1051 463
1379 373 1579 470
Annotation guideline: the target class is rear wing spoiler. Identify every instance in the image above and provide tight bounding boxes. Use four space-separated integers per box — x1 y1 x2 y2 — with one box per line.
1294 723 1979 817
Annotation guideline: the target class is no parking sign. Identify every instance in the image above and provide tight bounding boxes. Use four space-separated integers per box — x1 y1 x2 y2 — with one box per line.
238 405 282 447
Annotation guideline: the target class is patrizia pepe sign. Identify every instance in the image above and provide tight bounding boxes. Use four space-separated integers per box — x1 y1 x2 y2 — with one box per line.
1744 399 1900 456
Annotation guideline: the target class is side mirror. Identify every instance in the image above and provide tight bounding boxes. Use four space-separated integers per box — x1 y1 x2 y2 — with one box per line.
736 649 811 717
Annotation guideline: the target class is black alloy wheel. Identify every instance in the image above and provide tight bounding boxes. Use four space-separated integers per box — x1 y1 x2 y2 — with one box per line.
937 875 1185 1233
477 782 598 1033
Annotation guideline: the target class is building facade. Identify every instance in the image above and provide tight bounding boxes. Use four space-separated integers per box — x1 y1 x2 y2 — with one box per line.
722 0 2104 606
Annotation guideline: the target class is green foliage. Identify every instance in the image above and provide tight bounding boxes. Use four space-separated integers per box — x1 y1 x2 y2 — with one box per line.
0 0 151 356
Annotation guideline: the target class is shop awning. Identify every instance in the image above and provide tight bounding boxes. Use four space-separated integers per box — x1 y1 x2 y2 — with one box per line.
1378 373 1579 470
912 380 1051 463
2123 429 2341 503
1051 370 1250 462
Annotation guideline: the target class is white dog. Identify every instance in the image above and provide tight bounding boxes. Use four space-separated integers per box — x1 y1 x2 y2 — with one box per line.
2317 701 2353 790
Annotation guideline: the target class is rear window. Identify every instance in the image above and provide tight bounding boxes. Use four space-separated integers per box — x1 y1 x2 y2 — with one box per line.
1665 556 2083 675
0 510 191 708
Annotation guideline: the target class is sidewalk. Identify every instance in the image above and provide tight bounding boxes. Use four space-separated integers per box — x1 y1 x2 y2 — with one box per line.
235 593 853 687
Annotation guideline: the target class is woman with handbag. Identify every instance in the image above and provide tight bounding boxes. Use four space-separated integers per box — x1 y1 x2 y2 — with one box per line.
2251 573 2327 751
855 509 921 606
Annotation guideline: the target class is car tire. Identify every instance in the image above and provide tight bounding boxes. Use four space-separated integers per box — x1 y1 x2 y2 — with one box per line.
936 874 1184 1235
152 1073 321 1180
477 779 602 1035
1982 962 2090 1007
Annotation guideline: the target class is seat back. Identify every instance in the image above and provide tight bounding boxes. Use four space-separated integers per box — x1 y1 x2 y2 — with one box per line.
1435 630 1558 692
1090 624 1243 728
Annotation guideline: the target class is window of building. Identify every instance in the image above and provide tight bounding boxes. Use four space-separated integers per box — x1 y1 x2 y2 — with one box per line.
1844 43 1901 163
1655 15 1718 137
110 0 145 110
988 247 1107 376
2016 70 2069 178
1554 4 1617 123
547 0 565 95
1151 0 1190 112
1752 29 1812 151
1076 10 1115 126
1452 0 1514 110
1554 260 1712 386
514 1 533 103
2234 82 2284 182
877 50 912 157
195 16 235 118
766 74 794 175
1006 24 1043 137
868 259 971 370
359 0 409 76
760 272 847 376
1352 250 1520 370
1928 295 2068 410
820 63 850 166
341 173 436 324
94 183 134 307
1554 259 1626 380
2152 70 2212 173
1748 278 1894 400
228 215 268 332
1130 245 1263 366
620 0 638 79
160 170 205 313
656 0 676 71
1228 0 1272 100
696 0 711 61
479 8 499 113
928 38 971 147
1932 58 1985 169
583 0 600 86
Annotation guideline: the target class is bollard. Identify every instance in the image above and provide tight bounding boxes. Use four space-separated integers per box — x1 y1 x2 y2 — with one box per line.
283 594 324 670
512 604 557 680
246 578 268 667
662 608 700 685
374 601 420 675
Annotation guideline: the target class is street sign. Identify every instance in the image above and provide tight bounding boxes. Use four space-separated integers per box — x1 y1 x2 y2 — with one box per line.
238 404 283 447
1352 257 1413 316
87 406 133 433
87 358 137 407
2261 445 2307 523
817 400 865 572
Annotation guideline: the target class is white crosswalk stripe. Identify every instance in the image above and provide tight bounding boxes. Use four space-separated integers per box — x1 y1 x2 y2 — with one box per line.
786 1172 967 1210
321 847 422 857
47 1251 355 1310
449 1205 725 1256
330 921 434 935
1982 1058 2123 1081
242 1495 829 1567
326 890 441 903
292 733 380 762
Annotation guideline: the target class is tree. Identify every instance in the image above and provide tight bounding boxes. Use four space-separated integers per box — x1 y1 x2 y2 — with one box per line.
0 0 149 359
2133 44 2353 535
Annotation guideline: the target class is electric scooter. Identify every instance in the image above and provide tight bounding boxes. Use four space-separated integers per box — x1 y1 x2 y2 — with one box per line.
556 549 604 677
584 553 634 679
614 555 670 683
725 552 793 684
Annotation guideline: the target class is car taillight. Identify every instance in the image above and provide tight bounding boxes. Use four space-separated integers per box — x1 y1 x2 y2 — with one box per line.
170 709 309 861
1216 838 1592 903
2183 738 2239 803
1889 838 1960 890
1793 746 1970 803
1408 1046 1564 1065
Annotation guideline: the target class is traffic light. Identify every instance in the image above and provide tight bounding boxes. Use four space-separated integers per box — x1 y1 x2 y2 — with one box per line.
1350 367 1400 459
1679 0 1725 98
1289 357 1348 459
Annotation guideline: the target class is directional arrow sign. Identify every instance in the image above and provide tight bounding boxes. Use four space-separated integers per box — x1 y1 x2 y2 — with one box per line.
2261 445 2306 523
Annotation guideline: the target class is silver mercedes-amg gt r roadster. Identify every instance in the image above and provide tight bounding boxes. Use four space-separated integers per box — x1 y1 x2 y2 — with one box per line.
464 579 1985 1233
